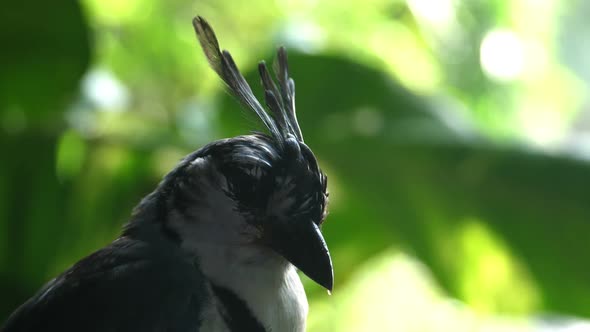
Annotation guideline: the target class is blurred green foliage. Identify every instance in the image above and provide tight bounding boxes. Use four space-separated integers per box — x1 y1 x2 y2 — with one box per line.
2 0 590 330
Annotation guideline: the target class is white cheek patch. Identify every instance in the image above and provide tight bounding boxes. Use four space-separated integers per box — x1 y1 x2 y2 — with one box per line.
168 167 257 251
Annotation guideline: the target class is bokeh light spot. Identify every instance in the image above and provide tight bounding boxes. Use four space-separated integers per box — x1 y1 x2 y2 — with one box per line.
480 29 525 82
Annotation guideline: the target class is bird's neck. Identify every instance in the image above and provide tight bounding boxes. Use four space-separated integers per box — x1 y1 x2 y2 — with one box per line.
190 242 309 332
126 193 309 331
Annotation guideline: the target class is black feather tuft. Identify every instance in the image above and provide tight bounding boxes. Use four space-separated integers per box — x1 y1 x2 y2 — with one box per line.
258 61 290 139
192 16 282 144
193 16 305 147
273 47 303 141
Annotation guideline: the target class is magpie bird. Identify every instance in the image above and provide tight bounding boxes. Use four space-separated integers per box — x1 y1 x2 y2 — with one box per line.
2 16 332 332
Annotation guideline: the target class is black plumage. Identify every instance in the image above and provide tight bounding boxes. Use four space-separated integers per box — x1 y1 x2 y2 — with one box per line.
2 234 206 331
3 16 332 332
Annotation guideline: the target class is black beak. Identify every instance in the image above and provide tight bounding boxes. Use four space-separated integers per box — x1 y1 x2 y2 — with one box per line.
264 220 333 291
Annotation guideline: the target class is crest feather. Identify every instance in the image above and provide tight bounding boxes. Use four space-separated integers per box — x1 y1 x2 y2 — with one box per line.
193 16 305 146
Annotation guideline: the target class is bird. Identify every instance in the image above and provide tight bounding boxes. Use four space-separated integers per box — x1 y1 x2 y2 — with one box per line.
2 16 332 332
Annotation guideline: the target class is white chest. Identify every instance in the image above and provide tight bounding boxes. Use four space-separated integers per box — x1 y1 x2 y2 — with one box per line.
194 244 308 332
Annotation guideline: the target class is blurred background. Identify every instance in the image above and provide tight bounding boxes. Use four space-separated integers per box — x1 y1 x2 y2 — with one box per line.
1 0 590 330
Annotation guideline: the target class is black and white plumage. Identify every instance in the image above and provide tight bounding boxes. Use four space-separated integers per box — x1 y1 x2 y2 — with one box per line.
2 16 332 332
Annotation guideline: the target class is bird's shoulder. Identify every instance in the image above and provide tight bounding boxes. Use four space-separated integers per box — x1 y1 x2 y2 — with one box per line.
2 236 209 332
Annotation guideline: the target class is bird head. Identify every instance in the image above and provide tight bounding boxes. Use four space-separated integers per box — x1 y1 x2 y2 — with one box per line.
180 133 331 291
129 17 332 291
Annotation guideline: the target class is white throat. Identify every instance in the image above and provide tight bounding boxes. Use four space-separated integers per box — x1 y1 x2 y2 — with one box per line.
166 165 308 331
191 242 309 332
